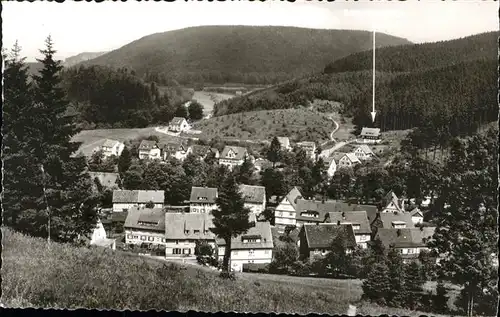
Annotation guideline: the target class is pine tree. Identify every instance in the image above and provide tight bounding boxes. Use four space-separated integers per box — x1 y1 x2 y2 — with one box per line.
211 174 253 275
405 261 426 309
267 136 282 168
432 280 449 314
385 246 407 307
362 262 391 305
118 146 132 175
234 157 255 185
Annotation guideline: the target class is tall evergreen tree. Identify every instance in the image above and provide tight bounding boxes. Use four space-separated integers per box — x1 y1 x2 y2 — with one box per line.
362 262 391 305
385 245 407 307
267 136 282 168
118 146 132 175
405 261 426 309
234 157 255 185
211 174 253 275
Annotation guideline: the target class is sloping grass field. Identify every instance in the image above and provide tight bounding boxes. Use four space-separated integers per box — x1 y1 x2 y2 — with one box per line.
192 109 336 143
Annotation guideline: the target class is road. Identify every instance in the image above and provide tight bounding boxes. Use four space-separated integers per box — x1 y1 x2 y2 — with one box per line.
320 115 339 147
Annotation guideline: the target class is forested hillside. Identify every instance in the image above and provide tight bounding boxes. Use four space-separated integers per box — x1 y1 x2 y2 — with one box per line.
324 31 497 73
81 25 411 85
62 65 191 129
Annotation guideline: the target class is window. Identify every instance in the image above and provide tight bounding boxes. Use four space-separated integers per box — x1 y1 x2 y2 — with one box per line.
183 248 191 255
184 230 190 234
173 248 182 255
133 235 138 239
175 240 179 245
249 249 255 255
148 236 154 242
360 235 367 241
127 234 132 239
194 230 200 234
140 236 146 241
161 238 165 243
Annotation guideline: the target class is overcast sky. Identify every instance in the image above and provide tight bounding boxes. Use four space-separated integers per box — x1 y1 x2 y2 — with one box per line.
2 0 498 61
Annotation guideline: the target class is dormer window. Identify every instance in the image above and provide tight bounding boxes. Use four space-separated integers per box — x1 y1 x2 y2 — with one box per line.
193 230 200 234
392 221 406 229
352 224 360 230
184 230 190 234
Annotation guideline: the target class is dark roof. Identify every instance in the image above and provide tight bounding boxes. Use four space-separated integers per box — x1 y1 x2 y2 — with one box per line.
295 199 338 222
138 140 158 150
160 141 188 153
124 207 165 232
217 221 273 250
360 127 381 137
330 202 379 224
190 187 218 204
379 212 415 229
170 117 187 126
375 227 435 249
164 213 216 240
239 184 266 204
112 190 164 203
325 211 372 234
220 146 248 160
303 223 356 249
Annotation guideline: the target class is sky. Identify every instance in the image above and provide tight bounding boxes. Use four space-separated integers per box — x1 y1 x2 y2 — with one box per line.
2 0 498 62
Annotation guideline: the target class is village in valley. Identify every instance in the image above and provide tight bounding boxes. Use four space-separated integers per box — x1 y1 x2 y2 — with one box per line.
1 1 498 316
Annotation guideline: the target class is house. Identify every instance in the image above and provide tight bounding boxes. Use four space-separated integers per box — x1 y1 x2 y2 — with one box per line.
112 190 164 212
239 184 266 215
324 211 372 249
89 219 116 250
381 191 405 213
138 140 162 160
160 141 192 162
253 159 273 173
191 145 219 160
296 141 316 159
93 139 124 158
124 207 166 246
372 211 415 233
189 187 218 214
164 213 216 257
298 223 356 259
217 221 274 272
323 157 337 177
338 153 361 169
168 117 189 133
410 207 424 225
374 227 436 262
219 146 249 170
354 145 375 161
274 187 303 230
358 127 381 144
295 199 338 227
277 137 291 151
88 172 120 193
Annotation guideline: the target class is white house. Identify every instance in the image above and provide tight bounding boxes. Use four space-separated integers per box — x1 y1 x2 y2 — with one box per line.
217 221 274 272
277 137 292 151
296 141 316 160
239 184 266 215
124 207 166 246
112 190 164 212
168 117 189 133
94 139 124 158
161 142 192 162
410 207 424 224
323 157 337 177
164 213 216 257
338 153 361 168
375 227 435 262
324 211 372 249
358 127 381 144
354 145 375 161
381 191 405 213
138 140 162 160
218 146 249 170
274 186 303 230
189 187 218 213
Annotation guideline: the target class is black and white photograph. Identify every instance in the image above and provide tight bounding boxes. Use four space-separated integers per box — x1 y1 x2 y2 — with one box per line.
1 0 498 315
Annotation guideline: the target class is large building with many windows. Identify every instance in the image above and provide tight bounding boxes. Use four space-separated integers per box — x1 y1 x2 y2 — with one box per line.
164 213 216 257
124 207 166 246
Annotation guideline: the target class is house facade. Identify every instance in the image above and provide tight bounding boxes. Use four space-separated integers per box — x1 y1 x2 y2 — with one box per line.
296 141 316 159
168 117 189 133
410 208 424 224
164 213 216 257
239 184 266 215
295 199 338 227
94 139 124 158
124 207 166 246
191 145 220 160
323 157 337 178
112 190 164 212
375 227 436 262
381 191 406 213
218 146 248 170
217 221 274 272
354 145 375 161
358 127 381 144
189 187 218 213
298 223 356 259
324 211 372 249
274 187 303 230
338 153 361 168
138 140 162 160
277 137 292 151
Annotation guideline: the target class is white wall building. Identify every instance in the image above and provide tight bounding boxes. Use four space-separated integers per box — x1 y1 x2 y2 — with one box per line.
239 184 266 215
189 187 218 213
112 190 164 212
274 187 303 230
94 139 124 158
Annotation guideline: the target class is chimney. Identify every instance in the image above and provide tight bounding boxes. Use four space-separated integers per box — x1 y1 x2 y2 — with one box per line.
337 220 341 225
397 229 401 236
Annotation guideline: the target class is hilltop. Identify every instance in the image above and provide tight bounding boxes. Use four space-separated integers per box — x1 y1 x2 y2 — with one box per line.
63 51 108 67
81 25 411 85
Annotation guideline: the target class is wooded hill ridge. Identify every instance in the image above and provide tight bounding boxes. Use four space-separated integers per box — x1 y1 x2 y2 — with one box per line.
79 25 411 85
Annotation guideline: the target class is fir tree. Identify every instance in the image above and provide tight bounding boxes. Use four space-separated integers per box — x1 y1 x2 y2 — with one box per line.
404 261 426 309
188 101 204 121
211 174 253 275
433 280 449 314
118 146 132 175
234 157 255 185
267 136 282 168
362 262 391 305
385 246 407 307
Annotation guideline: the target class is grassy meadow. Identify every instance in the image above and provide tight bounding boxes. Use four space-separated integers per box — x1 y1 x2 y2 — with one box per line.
192 109 336 143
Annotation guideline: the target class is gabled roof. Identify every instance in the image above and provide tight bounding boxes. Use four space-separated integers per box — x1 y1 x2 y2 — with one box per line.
410 208 423 217
220 146 248 160
295 199 338 222
360 127 381 137
170 117 187 126
124 207 165 232
164 213 216 240
356 145 374 155
375 227 435 249
88 172 120 189
325 211 372 234
138 140 158 150
323 156 336 167
217 221 273 250
190 187 218 204
160 141 188 153
382 191 404 212
342 153 361 164
102 139 121 148
112 190 164 203
302 223 356 249
332 202 379 224
284 186 303 209
379 212 415 229
239 184 266 204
